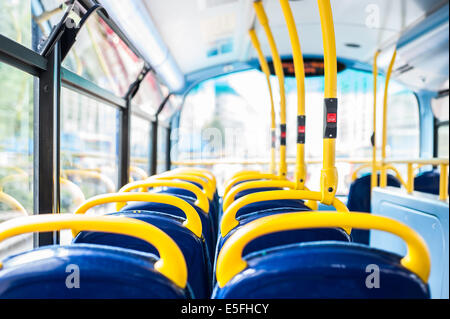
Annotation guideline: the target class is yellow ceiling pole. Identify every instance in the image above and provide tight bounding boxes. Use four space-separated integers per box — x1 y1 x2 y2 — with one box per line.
248 29 277 175
317 0 338 205
380 49 397 188
372 50 381 190
253 0 287 179
279 0 307 190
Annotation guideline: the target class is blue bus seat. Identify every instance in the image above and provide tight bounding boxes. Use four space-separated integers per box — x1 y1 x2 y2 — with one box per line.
212 241 430 299
122 195 216 259
347 173 401 244
74 211 211 298
414 169 441 195
0 244 190 298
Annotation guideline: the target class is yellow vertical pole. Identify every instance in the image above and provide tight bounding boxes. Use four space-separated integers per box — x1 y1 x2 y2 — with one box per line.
248 29 277 175
380 49 397 188
279 0 306 190
407 163 414 194
317 0 338 205
439 164 448 201
371 51 380 190
253 1 287 179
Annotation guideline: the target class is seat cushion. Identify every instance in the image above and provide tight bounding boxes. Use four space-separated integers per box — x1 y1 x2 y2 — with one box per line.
74 211 211 299
0 244 188 299
122 196 216 259
212 242 430 299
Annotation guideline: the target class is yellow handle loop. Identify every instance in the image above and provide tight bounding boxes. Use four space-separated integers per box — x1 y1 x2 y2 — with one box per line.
0 214 188 289
221 190 349 237
223 180 296 211
0 191 28 216
119 180 209 213
224 173 281 196
216 212 431 288
152 174 214 201
228 170 261 181
74 192 202 238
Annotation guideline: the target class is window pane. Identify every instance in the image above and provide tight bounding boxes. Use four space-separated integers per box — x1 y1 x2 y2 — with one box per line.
438 124 449 158
133 73 164 117
157 126 168 174
0 0 32 48
62 15 144 97
177 69 419 195
130 115 150 180
432 94 449 122
60 88 119 215
0 63 33 258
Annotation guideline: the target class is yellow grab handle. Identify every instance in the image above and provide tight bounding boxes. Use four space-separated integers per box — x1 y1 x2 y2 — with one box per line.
221 190 349 237
280 0 307 189
249 29 277 175
228 170 261 181
216 212 430 287
318 0 338 205
0 191 28 216
254 0 287 178
74 192 202 238
170 167 216 190
119 180 209 213
223 180 297 211
0 214 188 289
64 169 116 193
224 173 281 196
152 174 214 201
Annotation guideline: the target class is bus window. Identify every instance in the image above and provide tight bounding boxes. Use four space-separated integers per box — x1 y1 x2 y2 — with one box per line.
157 125 169 174
133 73 164 117
62 14 144 97
60 88 119 212
0 0 31 49
0 63 34 258
432 93 449 158
130 115 150 179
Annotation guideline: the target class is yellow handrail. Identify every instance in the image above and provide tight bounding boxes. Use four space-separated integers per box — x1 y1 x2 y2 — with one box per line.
118 180 209 213
0 214 187 289
166 168 216 193
223 173 281 197
74 192 203 238
351 163 408 189
249 29 277 175
254 0 287 179
63 169 116 193
0 191 28 216
216 212 430 287
280 0 307 190
151 174 214 200
318 0 338 205
129 166 148 181
220 190 349 237
372 50 381 189
380 49 397 188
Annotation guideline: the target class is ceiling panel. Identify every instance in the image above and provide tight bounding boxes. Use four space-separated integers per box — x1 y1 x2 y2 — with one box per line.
144 0 447 75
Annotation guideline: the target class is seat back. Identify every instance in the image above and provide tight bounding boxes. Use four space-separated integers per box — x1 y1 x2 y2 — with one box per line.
74 211 211 298
0 244 189 298
414 169 441 195
213 242 430 299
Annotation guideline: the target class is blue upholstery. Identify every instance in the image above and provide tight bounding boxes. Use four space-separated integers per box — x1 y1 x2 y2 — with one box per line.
122 195 216 259
235 199 309 218
0 244 189 299
212 242 430 299
234 187 282 200
347 173 401 244
216 210 350 259
74 211 211 299
414 169 441 196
